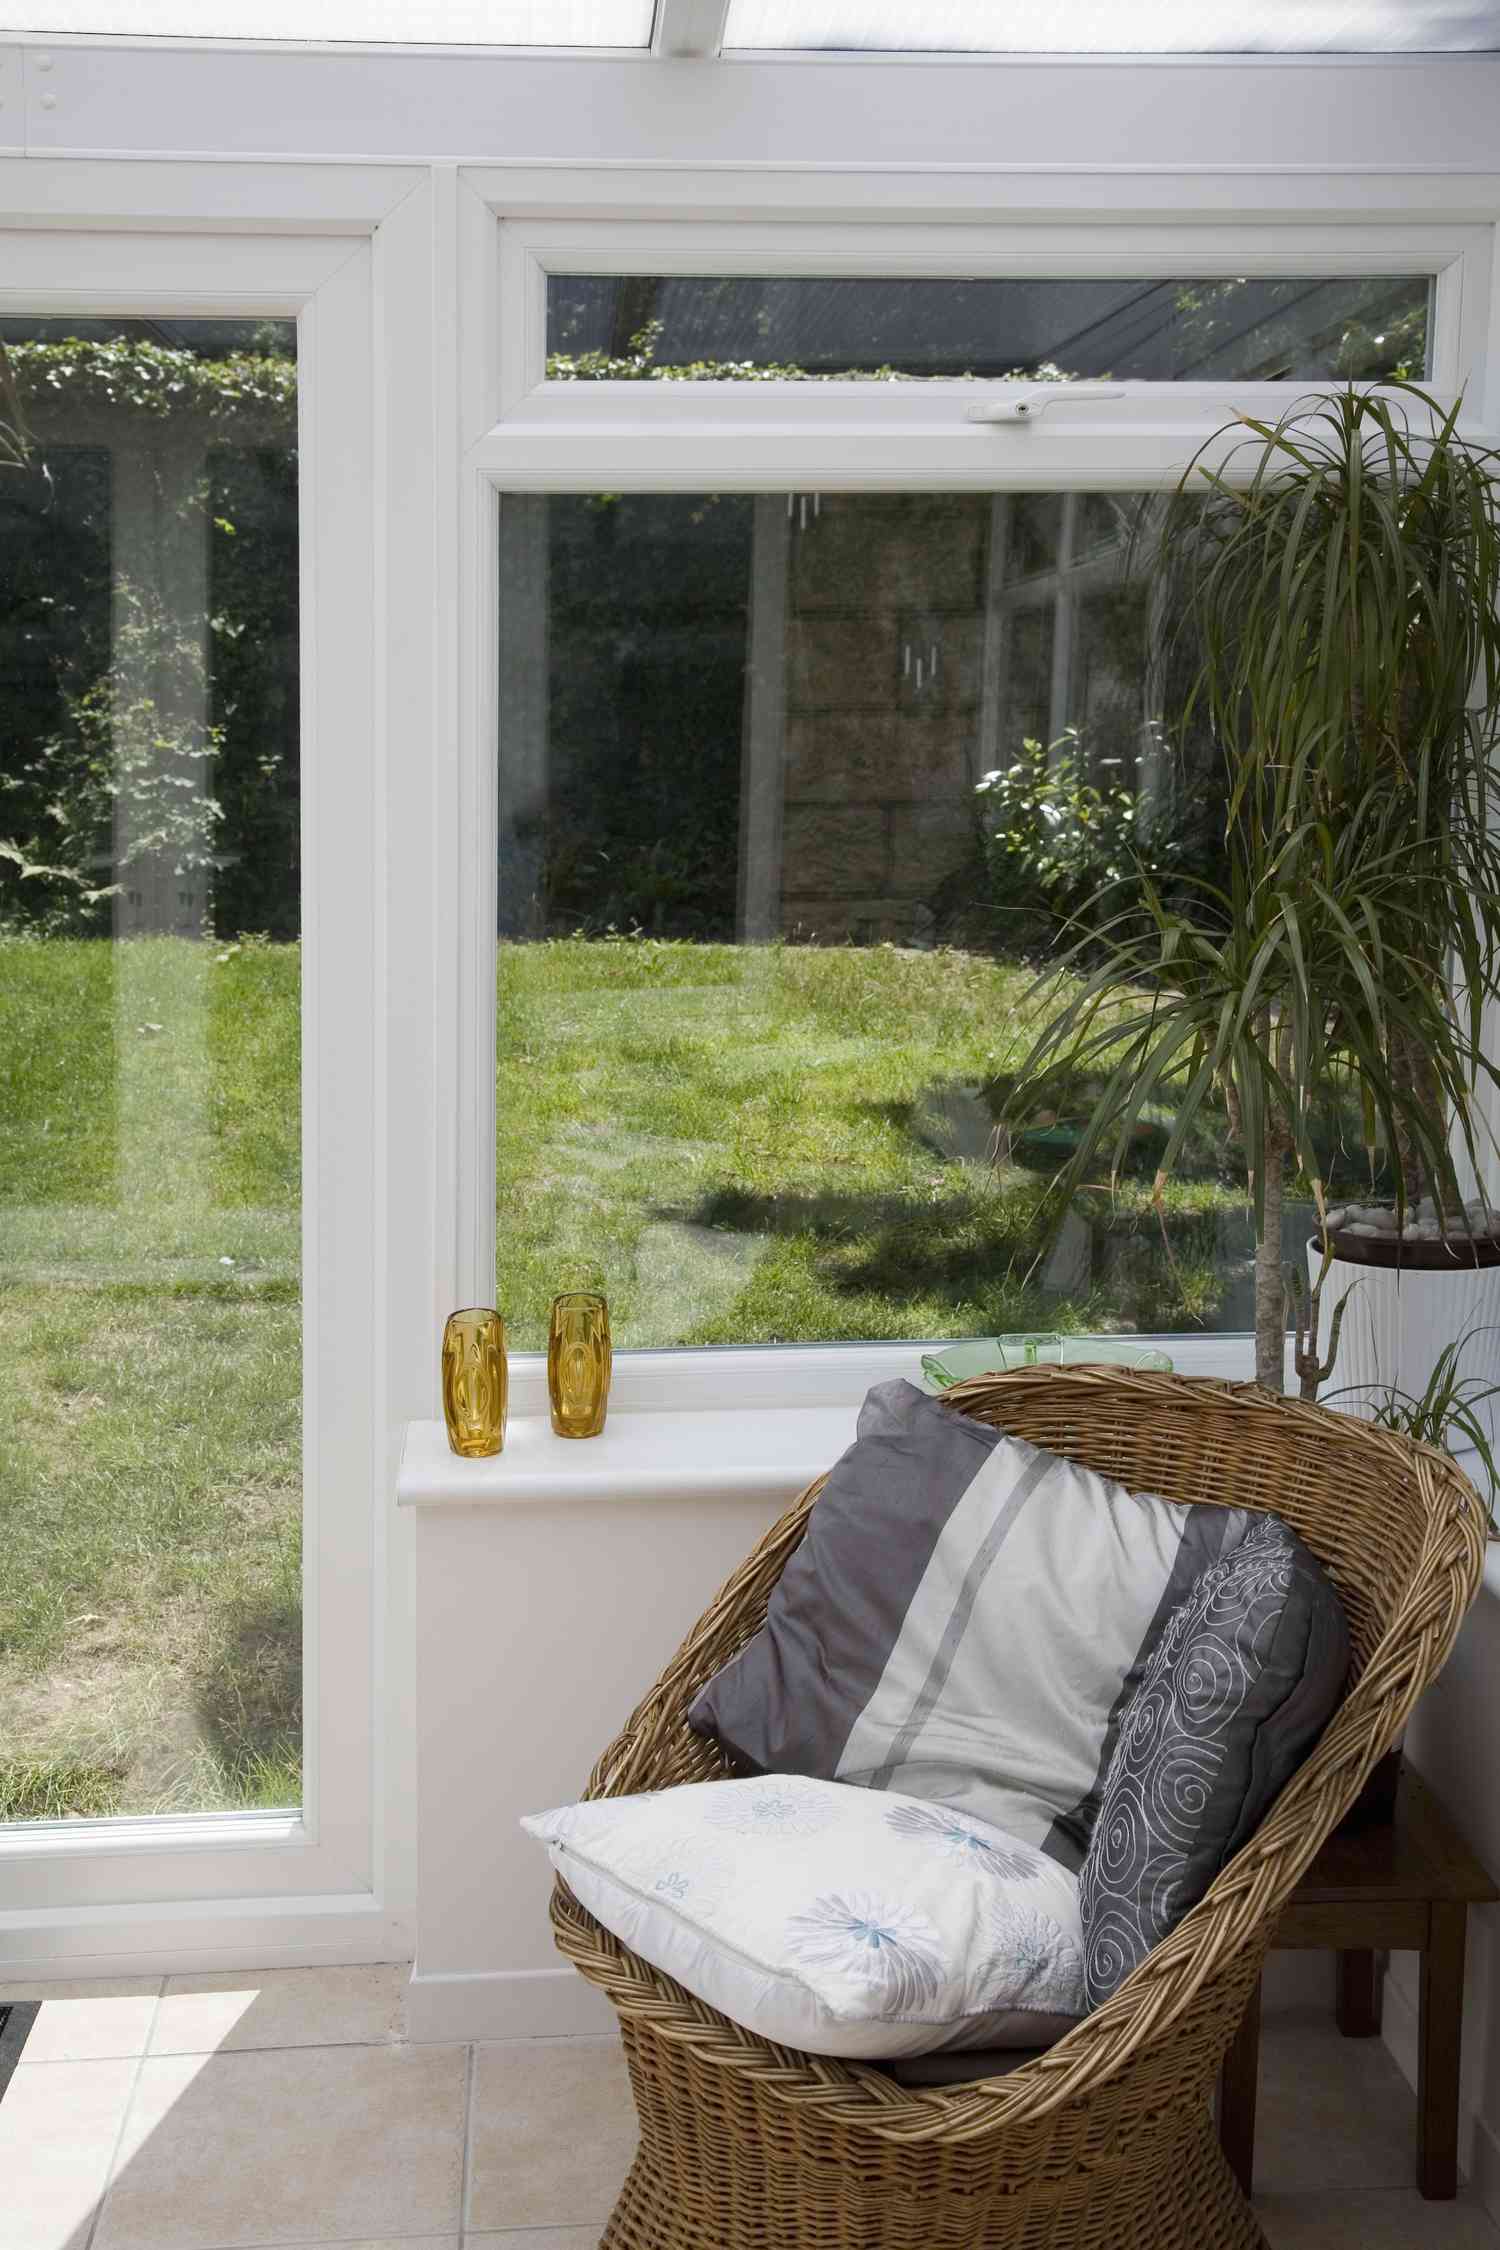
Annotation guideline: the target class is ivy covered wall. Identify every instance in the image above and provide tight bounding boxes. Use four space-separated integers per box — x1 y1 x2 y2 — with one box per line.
0 338 299 938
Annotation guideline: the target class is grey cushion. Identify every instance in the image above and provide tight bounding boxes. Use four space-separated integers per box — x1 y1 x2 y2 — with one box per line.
690 1378 1262 1871
881 2044 1052 2087
1078 1512 1349 2007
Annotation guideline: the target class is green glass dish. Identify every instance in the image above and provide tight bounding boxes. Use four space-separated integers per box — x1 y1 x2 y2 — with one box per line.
920 1333 1174 1391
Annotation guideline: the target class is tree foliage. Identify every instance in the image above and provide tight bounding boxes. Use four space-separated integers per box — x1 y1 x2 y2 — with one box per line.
7 337 296 429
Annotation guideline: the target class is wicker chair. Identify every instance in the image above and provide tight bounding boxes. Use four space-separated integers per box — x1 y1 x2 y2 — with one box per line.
551 1368 1488 2250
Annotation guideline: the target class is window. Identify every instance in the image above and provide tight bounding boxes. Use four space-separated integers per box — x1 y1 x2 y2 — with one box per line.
0 2 654 42
495 486 1250 1353
547 274 1434 384
500 222 1482 429
0 315 302 1823
484 224 1489 1366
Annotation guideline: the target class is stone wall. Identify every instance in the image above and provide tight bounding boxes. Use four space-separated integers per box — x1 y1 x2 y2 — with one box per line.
772 493 989 943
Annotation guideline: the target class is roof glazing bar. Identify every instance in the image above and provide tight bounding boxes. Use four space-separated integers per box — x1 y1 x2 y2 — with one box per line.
652 0 731 56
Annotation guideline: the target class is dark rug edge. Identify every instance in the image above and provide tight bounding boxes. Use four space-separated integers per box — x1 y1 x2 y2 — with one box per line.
0 2002 40 2103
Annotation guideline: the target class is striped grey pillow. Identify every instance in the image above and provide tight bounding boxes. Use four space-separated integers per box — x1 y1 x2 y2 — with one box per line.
690 1378 1258 1871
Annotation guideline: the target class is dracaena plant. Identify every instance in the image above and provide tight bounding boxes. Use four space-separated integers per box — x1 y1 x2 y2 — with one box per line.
1001 384 1500 1394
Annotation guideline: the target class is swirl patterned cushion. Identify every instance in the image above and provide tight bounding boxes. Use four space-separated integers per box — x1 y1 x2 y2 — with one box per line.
1079 1512 1349 2008
523 1773 1086 2059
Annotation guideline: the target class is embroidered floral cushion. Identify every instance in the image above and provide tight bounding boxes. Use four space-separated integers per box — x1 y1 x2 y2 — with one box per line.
523 1772 1085 2060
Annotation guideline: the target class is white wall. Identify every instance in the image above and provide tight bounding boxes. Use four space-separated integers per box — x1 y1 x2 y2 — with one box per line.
407 1479 794 2041
1396 1559 1500 2219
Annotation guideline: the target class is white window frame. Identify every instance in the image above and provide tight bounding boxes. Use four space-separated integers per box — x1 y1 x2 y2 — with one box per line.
501 215 1486 418
0 189 433 1975
476 215 1492 487
458 188 1500 1389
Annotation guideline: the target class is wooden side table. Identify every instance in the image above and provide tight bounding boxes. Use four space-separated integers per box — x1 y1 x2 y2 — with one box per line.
1217 1769 1498 2201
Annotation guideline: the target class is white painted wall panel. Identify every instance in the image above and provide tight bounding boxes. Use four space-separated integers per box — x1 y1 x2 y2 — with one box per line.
409 1484 795 2037
1400 1571 1500 2225
10 44 1500 174
0 42 23 152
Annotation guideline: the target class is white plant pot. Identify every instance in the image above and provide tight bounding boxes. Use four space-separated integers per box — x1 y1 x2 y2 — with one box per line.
1306 1236 1500 1467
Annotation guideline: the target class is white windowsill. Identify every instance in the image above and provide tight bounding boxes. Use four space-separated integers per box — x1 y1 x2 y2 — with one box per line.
397 1333 1254 1508
0 1809 307 1861
397 1403 858 1508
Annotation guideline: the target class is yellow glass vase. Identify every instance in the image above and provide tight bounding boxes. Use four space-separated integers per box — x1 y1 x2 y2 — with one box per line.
441 1307 507 1458
548 1291 611 1439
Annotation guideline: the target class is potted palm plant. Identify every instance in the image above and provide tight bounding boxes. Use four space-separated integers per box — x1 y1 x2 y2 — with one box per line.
1002 384 1500 1411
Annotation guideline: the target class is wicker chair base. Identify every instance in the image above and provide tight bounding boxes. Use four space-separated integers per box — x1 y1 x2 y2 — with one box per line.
602 2034 1267 2249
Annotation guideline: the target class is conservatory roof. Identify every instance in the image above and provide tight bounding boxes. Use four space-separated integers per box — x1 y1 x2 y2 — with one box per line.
2 0 1498 50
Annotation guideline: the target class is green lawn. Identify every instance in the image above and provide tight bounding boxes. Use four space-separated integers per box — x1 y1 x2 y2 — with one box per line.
495 936 1246 1349
1 930 1251 1819
0 936 301 1819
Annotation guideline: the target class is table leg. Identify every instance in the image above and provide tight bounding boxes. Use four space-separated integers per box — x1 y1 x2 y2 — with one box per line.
1336 1948 1381 2037
1218 1976 1262 2199
1418 1903 1467 2200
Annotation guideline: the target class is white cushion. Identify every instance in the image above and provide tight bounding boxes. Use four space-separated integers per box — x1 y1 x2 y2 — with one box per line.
522 1772 1085 2060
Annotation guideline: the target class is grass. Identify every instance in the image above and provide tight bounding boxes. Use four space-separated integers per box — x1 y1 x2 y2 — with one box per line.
0 1755 124 1821
0 934 301 1819
495 935 1252 1350
1 928 1260 1819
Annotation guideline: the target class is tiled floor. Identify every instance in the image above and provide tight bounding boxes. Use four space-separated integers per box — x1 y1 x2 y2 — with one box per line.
0 1969 1495 2248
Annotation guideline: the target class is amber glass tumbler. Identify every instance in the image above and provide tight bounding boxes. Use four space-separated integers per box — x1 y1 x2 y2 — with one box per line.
441 1307 507 1458
548 1291 612 1439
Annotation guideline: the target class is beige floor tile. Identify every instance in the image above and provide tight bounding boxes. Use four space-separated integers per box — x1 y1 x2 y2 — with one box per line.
150 1964 405 2055
466 2235 602 2247
1257 2187 1500 2247
0 1977 158 2003
92 2041 467 2250
0 2058 139 2250
1251 2007 1419 2194
0 1980 160 2063
466 2038 636 2232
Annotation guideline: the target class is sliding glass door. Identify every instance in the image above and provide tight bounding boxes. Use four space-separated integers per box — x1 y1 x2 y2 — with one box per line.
0 229 384 1952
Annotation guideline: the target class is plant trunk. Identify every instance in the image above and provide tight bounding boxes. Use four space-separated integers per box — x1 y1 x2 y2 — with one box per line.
1391 1021 1447 1210
1254 1128 1286 1393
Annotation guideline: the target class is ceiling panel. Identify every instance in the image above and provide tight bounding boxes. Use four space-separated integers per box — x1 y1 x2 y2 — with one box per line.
723 1 1500 52
0 0 654 43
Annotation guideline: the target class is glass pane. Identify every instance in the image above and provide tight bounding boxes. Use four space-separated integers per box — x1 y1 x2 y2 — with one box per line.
0 316 301 1820
495 489 1343 1354
547 275 1433 383
0 1 653 42
724 1 1500 52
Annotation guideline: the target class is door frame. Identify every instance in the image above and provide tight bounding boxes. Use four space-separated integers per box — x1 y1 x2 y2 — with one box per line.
0 179 435 1974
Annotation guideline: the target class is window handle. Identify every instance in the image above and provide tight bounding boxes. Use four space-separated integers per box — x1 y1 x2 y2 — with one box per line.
967 385 1126 425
